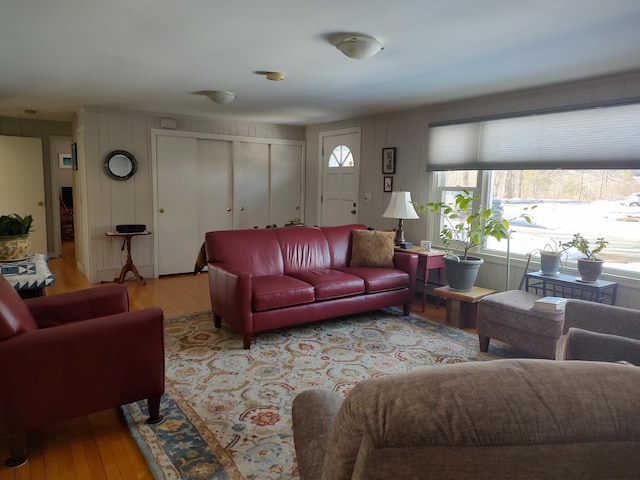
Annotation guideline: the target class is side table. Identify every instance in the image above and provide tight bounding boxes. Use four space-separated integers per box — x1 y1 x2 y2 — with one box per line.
395 246 446 311
434 285 496 329
105 231 150 285
0 253 55 298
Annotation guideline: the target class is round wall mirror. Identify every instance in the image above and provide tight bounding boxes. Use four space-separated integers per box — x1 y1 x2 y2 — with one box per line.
105 150 137 180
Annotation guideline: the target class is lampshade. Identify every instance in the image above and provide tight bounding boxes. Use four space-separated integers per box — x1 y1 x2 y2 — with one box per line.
383 191 419 219
336 34 383 60
204 91 236 104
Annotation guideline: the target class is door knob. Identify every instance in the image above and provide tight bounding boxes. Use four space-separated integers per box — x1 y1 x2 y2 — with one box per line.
159 208 165 213
226 207 231 212
38 201 44 206
240 207 245 211
351 209 356 214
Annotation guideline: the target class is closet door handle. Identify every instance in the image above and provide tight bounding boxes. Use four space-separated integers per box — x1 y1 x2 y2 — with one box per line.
226 207 231 212
159 208 165 213
240 207 245 211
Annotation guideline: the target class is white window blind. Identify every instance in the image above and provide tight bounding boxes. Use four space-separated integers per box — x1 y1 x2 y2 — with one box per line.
428 102 640 171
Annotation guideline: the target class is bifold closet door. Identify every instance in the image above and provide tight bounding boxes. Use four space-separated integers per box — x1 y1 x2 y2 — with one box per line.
233 142 269 230
156 135 199 275
270 143 303 227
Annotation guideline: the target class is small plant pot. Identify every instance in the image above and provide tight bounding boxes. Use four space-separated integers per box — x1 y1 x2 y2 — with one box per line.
540 252 561 275
0 235 31 262
444 256 484 292
576 258 604 282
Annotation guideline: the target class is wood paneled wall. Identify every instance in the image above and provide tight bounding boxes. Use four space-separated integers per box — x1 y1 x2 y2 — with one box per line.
76 108 305 283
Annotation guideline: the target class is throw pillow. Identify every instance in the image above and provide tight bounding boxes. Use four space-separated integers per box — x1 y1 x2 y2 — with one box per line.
350 229 395 268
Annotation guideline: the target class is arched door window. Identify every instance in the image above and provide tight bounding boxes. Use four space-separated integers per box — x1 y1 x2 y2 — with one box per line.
328 145 354 167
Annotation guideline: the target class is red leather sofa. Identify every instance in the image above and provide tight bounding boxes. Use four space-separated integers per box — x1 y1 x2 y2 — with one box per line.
0 277 165 467
205 224 418 349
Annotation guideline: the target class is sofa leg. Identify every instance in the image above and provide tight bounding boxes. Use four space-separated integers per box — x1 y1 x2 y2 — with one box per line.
403 303 411 316
146 395 164 425
479 334 490 352
242 333 252 350
5 434 28 468
214 313 222 328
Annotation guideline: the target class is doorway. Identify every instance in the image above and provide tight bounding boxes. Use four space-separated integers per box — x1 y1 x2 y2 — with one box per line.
320 128 361 226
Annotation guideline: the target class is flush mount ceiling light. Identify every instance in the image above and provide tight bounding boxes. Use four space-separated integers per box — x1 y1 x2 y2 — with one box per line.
266 71 285 81
204 90 236 104
336 34 383 60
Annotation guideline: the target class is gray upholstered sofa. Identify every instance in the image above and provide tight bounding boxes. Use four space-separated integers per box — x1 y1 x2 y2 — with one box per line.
292 359 640 480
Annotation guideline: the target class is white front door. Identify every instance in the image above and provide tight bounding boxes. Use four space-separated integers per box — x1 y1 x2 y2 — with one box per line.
320 129 361 226
0 135 48 254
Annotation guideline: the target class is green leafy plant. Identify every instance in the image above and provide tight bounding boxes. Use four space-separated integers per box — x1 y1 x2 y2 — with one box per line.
562 233 607 261
412 190 515 260
0 214 33 237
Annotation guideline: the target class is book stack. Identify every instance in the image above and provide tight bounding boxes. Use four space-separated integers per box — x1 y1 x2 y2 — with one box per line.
532 296 568 313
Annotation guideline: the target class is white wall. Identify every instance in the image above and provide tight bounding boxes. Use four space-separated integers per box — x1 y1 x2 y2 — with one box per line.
305 70 640 308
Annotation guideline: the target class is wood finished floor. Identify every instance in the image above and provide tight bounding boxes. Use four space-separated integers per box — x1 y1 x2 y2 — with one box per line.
0 240 449 479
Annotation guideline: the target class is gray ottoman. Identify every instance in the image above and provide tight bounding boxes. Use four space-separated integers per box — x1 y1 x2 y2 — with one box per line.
477 290 565 359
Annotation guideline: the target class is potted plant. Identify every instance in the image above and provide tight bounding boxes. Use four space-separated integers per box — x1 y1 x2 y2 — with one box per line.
531 239 569 276
413 191 512 291
0 213 33 262
562 233 607 282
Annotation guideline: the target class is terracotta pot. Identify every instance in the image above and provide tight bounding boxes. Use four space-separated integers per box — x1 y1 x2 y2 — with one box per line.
577 258 603 282
0 235 30 262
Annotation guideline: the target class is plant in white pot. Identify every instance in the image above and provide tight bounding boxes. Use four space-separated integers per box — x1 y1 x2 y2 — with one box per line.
562 233 607 282
0 214 34 262
413 191 513 291
531 239 570 276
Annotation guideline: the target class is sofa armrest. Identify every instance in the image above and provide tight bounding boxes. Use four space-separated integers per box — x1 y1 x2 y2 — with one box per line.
392 251 418 299
557 327 640 365
563 299 640 339
0 307 164 433
25 285 130 328
207 263 253 331
292 389 344 480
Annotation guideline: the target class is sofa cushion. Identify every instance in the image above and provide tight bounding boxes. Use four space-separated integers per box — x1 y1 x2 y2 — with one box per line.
339 266 409 294
273 227 331 273
349 229 395 268
252 275 315 312
289 269 365 301
205 229 284 276
0 276 38 340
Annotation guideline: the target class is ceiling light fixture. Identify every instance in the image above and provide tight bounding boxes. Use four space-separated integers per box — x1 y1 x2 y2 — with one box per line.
204 90 236 104
336 34 383 60
266 72 285 81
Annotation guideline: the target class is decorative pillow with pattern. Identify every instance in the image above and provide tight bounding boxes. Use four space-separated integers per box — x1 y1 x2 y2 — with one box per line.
350 229 395 268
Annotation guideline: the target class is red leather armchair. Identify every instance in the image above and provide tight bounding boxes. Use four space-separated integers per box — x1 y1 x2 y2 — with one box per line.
0 276 165 468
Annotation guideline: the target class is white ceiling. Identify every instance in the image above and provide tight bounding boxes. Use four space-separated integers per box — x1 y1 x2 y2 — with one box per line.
2 0 640 126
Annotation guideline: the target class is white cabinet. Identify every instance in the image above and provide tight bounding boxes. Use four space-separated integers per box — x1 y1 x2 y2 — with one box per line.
154 132 304 275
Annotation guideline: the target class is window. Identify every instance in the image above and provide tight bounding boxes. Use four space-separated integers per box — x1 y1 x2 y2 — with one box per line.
431 169 640 275
328 145 354 167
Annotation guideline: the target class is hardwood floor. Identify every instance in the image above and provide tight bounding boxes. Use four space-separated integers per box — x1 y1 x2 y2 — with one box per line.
0 240 448 479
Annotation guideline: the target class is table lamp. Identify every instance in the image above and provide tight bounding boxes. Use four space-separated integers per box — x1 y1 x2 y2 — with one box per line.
382 191 419 248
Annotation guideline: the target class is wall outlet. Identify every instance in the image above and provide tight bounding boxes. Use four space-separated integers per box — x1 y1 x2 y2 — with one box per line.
363 192 372 203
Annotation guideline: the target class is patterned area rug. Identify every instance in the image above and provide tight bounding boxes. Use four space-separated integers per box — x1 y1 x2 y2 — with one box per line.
123 308 528 479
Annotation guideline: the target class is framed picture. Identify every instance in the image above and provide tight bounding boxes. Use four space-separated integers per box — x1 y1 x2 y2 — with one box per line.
382 147 396 174
58 153 72 169
71 143 78 170
383 176 393 192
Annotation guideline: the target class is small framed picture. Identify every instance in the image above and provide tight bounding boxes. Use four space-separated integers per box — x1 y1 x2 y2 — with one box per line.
382 147 396 174
58 153 73 169
383 176 393 192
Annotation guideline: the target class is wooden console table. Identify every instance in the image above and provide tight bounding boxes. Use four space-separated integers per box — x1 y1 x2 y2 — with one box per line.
525 271 617 305
105 231 150 285
395 246 446 311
